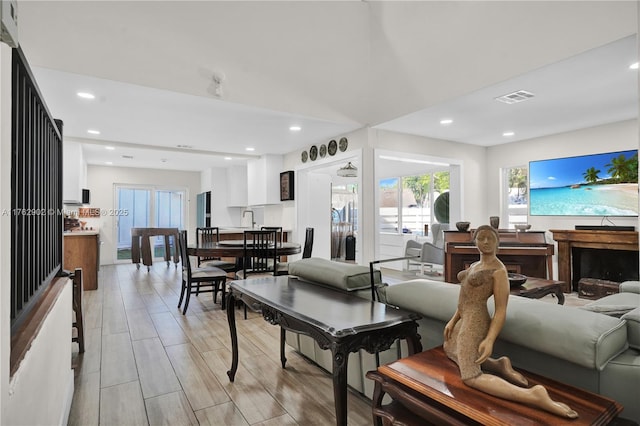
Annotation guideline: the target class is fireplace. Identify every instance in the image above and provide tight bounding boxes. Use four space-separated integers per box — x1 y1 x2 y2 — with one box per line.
573 247 639 284
551 229 639 292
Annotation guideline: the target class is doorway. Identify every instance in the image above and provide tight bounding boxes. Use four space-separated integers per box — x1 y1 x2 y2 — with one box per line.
114 185 186 262
296 153 361 261
331 182 358 261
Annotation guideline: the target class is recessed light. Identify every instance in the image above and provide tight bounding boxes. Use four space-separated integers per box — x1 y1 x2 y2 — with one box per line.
77 92 95 99
630 62 639 70
105 161 113 165
87 129 100 135
289 126 301 132
503 131 515 137
440 119 453 125
105 146 115 150
224 157 232 160
245 147 255 152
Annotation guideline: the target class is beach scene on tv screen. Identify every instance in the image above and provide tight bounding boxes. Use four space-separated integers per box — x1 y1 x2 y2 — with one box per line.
529 150 638 216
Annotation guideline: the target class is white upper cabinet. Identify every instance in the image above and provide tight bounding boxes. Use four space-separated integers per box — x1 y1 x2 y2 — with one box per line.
63 140 86 204
247 154 283 206
226 165 248 207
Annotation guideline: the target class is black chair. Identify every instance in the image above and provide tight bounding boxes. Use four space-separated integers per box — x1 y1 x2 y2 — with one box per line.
260 226 283 245
177 230 227 314
71 268 85 353
236 229 278 279
276 227 314 276
196 227 239 278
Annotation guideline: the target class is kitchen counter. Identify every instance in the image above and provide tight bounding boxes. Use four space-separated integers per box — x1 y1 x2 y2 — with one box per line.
64 232 100 290
64 230 100 236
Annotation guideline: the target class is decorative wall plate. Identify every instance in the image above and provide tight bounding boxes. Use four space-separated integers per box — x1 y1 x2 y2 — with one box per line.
339 137 348 152
309 145 318 161
328 140 337 156
301 151 308 163
319 144 327 158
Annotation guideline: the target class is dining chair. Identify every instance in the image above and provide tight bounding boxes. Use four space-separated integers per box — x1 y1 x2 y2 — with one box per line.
261 226 284 263
177 230 228 314
236 229 278 279
260 226 283 245
71 268 85 353
196 227 240 289
276 227 313 275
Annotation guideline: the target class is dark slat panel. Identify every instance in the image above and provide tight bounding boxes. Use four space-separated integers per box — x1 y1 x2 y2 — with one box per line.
10 47 63 332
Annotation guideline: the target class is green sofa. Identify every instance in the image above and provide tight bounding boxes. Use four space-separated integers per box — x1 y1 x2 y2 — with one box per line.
283 258 639 422
381 278 640 423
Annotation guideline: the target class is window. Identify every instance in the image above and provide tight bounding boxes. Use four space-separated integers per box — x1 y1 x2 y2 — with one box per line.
115 186 186 260
379 171 450 235
502 166 529 228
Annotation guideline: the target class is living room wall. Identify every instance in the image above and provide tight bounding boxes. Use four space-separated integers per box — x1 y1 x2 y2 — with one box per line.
486 119 639 235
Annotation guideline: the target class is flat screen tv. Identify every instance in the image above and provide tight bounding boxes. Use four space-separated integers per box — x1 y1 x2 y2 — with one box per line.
529 149 638 216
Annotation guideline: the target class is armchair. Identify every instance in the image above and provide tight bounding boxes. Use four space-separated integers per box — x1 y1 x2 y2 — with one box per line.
404 223 448 275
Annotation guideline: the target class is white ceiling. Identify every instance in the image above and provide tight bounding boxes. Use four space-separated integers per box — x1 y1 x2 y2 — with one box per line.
16 1 639 172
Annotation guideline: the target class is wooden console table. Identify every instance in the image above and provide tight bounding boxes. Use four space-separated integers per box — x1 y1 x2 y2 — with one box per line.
131 227 180 270
551 229 639 293
367 346 623 426
444 230 554 284
225 276 422 426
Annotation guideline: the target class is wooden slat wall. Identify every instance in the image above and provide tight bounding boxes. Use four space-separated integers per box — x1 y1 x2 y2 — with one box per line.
10 47 63 332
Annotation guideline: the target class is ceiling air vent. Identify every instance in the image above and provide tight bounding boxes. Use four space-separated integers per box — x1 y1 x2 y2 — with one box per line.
495 90 535 104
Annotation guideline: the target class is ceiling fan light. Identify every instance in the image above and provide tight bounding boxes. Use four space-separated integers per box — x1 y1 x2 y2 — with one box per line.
337 162 358 177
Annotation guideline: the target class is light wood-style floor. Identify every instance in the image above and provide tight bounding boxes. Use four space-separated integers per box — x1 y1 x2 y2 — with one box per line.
69 263 373 426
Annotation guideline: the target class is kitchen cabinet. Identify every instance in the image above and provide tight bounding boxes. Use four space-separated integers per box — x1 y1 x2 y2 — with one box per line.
227 165 248 207
63 140 87 204
247 154 283 206
64 232 100 290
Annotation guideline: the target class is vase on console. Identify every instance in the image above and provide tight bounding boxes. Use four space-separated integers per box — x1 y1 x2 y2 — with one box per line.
455 221 470 232
489 216 500 229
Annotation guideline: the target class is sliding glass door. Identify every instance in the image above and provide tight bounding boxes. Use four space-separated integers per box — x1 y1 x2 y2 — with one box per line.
115 185 186 261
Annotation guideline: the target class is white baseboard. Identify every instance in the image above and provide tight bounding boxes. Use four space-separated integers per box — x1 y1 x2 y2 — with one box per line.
59 369 75 426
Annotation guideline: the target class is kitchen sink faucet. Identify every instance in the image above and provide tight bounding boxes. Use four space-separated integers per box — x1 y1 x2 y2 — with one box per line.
242 210 255 228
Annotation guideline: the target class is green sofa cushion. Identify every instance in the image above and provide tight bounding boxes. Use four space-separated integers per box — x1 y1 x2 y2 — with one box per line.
288 258 381 292
621 281 640 294
384 278 629 371
621 308 640 350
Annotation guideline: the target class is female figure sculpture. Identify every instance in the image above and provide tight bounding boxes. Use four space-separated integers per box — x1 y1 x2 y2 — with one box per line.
443 225 577 418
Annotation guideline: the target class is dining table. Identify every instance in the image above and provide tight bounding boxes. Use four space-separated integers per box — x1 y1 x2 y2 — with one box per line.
187 240 302 259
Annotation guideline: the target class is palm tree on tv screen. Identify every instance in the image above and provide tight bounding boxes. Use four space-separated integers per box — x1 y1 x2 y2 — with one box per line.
583 167 601 184
606 153 638 183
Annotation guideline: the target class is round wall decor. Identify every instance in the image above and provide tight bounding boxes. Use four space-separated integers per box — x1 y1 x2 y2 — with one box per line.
339 137 348 152
309 145 318 161
328 140 337 156
319 144 327 158
301 151 308 163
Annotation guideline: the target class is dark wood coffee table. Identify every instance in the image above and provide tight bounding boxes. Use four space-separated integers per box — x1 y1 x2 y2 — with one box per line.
225 276 423 426
511 276 566 305
367 346 623 426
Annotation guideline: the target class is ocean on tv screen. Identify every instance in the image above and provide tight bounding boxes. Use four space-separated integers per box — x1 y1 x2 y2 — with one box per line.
530 184 638 216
